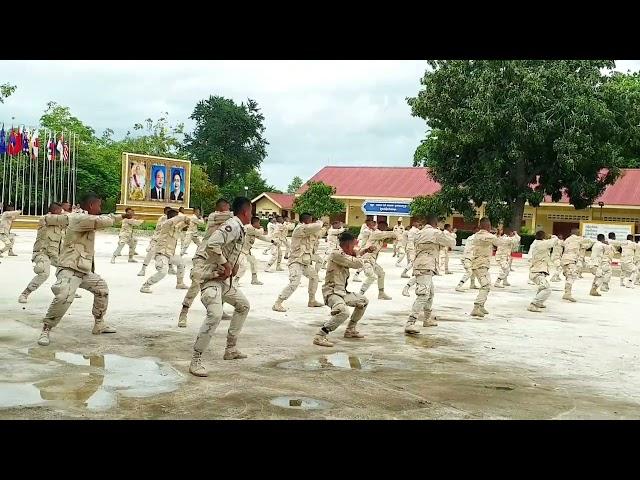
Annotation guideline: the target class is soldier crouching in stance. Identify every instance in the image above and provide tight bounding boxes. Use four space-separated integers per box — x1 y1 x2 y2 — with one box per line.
37 193 120 346
189 197 253 378
313 231 374 347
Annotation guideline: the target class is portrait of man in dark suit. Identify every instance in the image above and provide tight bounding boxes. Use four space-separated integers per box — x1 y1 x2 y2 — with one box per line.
150 166 166 201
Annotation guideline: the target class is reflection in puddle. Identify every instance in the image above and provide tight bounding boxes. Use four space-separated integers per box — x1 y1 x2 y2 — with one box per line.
277 352 372 371
0 349 183 411
270 396 331 410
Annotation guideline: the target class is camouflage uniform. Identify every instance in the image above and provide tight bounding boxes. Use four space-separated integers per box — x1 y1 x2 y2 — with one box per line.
112 217 144 262
527 236 558 311
0 209 21 255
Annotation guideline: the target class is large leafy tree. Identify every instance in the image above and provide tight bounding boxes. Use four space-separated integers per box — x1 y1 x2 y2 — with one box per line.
408 60 634 230
190 164 220 213
293 181 344 219
183 96 268 187
602 72 640 168
219 169 280 201
287 176 304 194
1 83 16 103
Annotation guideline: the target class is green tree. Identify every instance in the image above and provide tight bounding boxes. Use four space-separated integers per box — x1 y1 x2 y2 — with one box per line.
220 169 280 201
408 60 631 230
1 83 16 103
190 164 220 213
183 96 269 187
287 176 304 194
602 72 640 168
292 181 344 219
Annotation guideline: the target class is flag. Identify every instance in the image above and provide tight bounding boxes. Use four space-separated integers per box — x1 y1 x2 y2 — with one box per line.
31 129 39 160
8 128 19 156
16 126 23 156
47 135 55 161
56 134 63 160
63 141 69 162
0 124 6 155
22 127 30 155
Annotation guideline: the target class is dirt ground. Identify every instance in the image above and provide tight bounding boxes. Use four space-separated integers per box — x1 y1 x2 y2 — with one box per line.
1 230 639 419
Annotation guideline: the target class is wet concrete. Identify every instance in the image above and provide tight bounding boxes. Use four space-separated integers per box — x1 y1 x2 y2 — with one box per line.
2 231 640 419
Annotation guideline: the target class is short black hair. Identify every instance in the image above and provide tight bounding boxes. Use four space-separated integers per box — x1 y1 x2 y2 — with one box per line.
61 201 70 206
216 198 229 209
608 232 616 239
338 231 356 244
178 207 185 212
251 215 260 224
300 213 312 222
167 209 179 219
232 196 251 215
80 192 101 209
193 207 200 212
535 230 545 240
49 202 62 213
444 223 451 229
597 234 605 241
426 214 438 225
125 207 133 213
627 234 634 241
163 206 171 213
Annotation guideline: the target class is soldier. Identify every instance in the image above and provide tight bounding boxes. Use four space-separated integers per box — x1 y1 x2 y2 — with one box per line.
560 229 593 302
577 241 589 279
549 234 564 282
140 208 190 293
60 201 73 214
111 207 144 263
601 232 620 292
272 213 325 312
352 219 376 282
634 237 640 286
527 231 558 312
359 220 397 300
311 220 328 273
405 215 456 334
400 220 422 279
470 217 500 318
455 227 479 292
235 215 275 286
180 207 205 256
313 231 373 347
509 230 521 272
18 203 69 303
0 204 21 257
189 197 254 377
494 228 514 288
282 216 295 259
178 201 232 328
138 206 170 277
392 219 405 257
265 215 286 272
263 217 277 255
589 234 607 296
323 221 345 266
394 223 408 266
618 234 637 288
439 224 456 275
36 193 119 346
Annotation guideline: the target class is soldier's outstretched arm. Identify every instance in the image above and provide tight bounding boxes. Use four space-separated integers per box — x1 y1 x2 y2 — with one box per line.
330 251 364 270
43 214 69 227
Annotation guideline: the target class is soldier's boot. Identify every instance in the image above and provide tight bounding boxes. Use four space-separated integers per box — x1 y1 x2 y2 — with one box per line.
110 256 116 264
445 270 452 275
502 279 511 287
264 263 273 272
128 257 137 263
551 274 561 282
92 319 116 335
189 351 208 377
137 265 147 276
176 282 189 290
223 335 247 360
480 306 489 315
168 265 177 275
308 296 324 307
527 303 542 313
562 285 577 302
423 311 438 327
38 324 52 346
7 249 17 256
344 325 365 338
455 282 465 292
140 284 152 294
378 290 392 300
272 300 287 312
494 279 504 288
352 272 362 282
18 289 30 303
251 274 263 285
404 319 420 335
400 270 410 279
402 285 410 297
589 286 601 297
601 283 609 292
313 333 334 347
178 307 188 328
284 254 289 260
470 305 485 317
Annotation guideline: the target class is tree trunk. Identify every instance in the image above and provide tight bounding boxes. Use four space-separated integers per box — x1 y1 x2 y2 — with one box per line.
509 197 525 232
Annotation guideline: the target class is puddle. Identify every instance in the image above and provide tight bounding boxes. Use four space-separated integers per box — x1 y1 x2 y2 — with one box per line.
0 350 184 411
277 352 373 371
270 396 332 410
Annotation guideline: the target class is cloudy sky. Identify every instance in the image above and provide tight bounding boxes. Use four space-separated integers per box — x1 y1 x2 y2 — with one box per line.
2 60 639 191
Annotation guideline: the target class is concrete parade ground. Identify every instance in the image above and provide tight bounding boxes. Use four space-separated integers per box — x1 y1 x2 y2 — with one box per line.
1 230 639 420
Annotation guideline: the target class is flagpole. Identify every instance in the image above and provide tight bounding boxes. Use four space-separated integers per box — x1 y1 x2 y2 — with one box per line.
34 130 38 215
59 132 63 202
72 133 77 206
41 129 47 214
47 130 51 207
1 123 6 208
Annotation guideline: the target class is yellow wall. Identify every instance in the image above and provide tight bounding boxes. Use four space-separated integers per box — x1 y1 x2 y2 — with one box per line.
342 197 411 227
254 198 281 217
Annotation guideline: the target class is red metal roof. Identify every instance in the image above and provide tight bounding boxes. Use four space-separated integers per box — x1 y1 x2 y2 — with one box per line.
265 192 295 210
542 169 640 206
297 166 441 198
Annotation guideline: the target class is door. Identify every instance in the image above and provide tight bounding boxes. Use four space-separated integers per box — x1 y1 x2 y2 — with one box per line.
552 221 579 239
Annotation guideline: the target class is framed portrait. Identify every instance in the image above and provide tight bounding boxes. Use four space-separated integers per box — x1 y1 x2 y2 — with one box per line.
128 161 147 201
150 164 167 201
169 167 185 202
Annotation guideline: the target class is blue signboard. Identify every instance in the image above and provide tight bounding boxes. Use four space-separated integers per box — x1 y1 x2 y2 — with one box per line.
361 200 411 216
